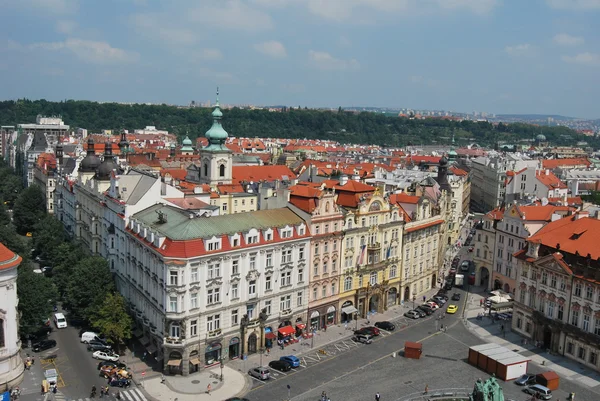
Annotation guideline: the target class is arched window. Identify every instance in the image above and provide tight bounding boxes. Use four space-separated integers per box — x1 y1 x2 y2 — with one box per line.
219 164 226 177
170 322 180 338
325 202 330 212
203 163 208 177
370 271 377 285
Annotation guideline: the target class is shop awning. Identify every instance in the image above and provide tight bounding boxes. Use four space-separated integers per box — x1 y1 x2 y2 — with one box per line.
189 358 200 365
265 332 277 340
140 335 151 345
296 323 306 330
342 306 358 315
491 301 514 311
132 328 143 338
167 359 182 367
146 344 157 354
278 325 295 337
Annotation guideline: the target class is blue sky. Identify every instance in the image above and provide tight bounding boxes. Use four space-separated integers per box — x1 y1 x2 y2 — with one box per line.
1 0 599 118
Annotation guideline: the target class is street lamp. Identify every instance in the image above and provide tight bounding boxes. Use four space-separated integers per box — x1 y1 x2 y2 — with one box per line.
259 347 265 367
219 356 224 382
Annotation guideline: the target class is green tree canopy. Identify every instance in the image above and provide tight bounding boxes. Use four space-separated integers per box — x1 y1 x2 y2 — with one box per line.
13 184 46 235
51 242 88 298
91 293 132 347
65 256 114 318
31 215 69 264
17 265 58 336
0 223 28 257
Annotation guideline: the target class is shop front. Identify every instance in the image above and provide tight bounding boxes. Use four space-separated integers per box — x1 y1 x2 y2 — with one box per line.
309 311 320 331
340 300 358 323
188 350 200 374
264 327 277 349
166 351 183 375
387 287 398 307
325 306 336 326
204 342 222 366
228 337 240 360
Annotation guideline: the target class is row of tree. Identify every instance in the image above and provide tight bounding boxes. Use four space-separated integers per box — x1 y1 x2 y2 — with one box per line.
0 99 596 148
0 160 132 346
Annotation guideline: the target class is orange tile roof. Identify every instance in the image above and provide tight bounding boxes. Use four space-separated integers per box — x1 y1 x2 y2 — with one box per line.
161 168 187 180
389 193 420 205
334 180 376 193
165 197 210 210
0 243 22 271
449 166 468 176
405 219 444 233
216 184 245 194
486 207 504 220
232 165 296 184
529 216 600 259
541 158 590 169
535 170 567 189
514 205 574 221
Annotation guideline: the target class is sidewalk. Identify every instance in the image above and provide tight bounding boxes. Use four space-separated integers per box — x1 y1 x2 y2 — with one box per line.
462 288 600 390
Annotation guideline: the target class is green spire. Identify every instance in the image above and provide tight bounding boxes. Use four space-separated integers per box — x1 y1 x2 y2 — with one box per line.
204 87 229 151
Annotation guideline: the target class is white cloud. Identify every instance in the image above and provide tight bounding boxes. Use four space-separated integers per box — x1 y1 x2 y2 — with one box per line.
546 0 600 9
553 33 584 46
254 41 287 58
56 20 77 34
131 14 198 46
10 0 79 14
308 50 359 70
561 52 600 66
304 0 497 21
188 1 273 32
504 43 531 56
199 48 223 61
30 38 139 64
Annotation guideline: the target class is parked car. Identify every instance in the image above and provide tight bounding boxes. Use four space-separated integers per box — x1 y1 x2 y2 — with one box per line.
248 367 270 380
444 282 453 290
352 334 373 344
97 361 127 371
268 360 292 372
404 310 421 319
374 321 395 331
523 384 552 400
425 301 440 310
32 339 57 352
451 293 461 301
514 373 536 386
417 305 434 315
460 261 470 272
354 326 380 337
279 355 300 368
432 296 447 305
88 342 112 353
93 351 119 361
81 331 100 343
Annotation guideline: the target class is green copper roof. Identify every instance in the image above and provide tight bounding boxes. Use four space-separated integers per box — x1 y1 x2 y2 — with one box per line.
132 204 305 240
204 88 229 149
181 135 194 152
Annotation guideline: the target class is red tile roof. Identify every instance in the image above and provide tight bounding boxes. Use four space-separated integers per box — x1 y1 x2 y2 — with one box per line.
541 158 590 169
161 168 187 181
165 198 210 210
405 219 444 233
0 243 22 271
529 216 600 259
449 166 468 176
513 205 574 221
232 165 296 184
389 193 420 205
486 208 504 220
535 170 567 189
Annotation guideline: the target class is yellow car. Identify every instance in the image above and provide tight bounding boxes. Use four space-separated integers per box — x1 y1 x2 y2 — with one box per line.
446 304 458 314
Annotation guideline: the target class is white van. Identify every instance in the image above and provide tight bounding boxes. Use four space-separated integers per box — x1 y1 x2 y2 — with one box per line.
54 313 67 329
81 332 99 343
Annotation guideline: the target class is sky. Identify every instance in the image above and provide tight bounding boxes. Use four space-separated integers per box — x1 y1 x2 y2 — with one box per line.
0 0 599 118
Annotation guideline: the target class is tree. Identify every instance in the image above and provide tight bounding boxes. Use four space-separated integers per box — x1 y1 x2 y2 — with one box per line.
91 293 132 347
0 201 9 226
65 256 114 318
13 185 46 235
51 242 88 298
31 216 68 264
0 223 28 257
17 266 58 336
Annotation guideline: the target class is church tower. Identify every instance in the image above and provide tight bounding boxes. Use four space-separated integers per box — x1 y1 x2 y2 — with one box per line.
199 88 232 187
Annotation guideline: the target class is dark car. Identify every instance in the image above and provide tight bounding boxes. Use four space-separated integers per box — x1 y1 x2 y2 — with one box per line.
515 373 536 386
374 321 395 331
268 360 292 372
413 308 426 318
416 306 433 316
97 361 127 370
108 377 131 387
32 339 57 352
452 293 461 301
444 282 453 290
354 326 380 337
88 342 112 352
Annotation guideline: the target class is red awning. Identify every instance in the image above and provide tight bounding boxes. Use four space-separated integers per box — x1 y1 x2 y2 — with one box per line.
296 323 306 330
278 325 295 337
265 332 277 340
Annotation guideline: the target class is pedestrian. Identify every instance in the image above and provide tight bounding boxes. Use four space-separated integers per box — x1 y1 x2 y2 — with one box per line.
424 384 429 394
480 299 483 307
105 387 109 397
207 383 211 395
323 324 327 332
143 351 147 361
423 295 426 302
52 386 57 395
99 387 104 398
375 392 381 401
161 374 166 384
41 384 45 395
266 348 270 356
116 391 121 401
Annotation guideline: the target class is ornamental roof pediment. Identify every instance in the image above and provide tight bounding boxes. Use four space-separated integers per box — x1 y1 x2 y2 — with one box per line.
533 253 573 276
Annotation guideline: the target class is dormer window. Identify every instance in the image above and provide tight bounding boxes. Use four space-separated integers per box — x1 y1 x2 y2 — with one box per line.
232 237 239 247
265 230 273 241
206 239 221 251
281 228 292 239
247 234 259 244
298 226 305 236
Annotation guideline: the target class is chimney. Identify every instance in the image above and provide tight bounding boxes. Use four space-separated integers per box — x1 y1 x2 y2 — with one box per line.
339 174 348 186
546 169 550 175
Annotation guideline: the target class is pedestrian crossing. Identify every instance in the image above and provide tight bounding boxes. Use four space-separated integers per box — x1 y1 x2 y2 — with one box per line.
52 388 148 401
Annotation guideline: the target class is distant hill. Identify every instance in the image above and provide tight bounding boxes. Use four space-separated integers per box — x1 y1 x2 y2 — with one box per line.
496 114 577 121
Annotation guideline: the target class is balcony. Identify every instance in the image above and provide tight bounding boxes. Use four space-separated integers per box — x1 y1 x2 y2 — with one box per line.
164 337 186 348
279 309 293 318
368 242 381 251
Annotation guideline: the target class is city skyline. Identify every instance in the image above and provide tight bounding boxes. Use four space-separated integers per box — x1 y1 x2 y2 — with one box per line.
1 0 599 119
